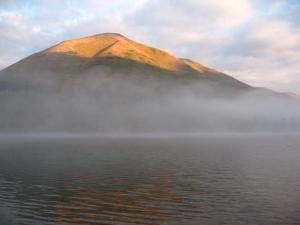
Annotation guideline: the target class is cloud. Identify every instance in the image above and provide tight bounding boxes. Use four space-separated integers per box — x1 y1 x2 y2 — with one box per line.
210 19 300 92
0 0 299 93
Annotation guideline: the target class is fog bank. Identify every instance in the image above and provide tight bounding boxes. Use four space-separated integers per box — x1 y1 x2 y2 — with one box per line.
1 71 299 133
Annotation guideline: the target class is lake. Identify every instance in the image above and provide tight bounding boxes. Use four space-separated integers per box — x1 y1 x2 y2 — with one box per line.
0 134 299 225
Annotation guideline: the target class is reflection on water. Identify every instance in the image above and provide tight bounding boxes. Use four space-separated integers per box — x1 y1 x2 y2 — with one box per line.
0 134 300 225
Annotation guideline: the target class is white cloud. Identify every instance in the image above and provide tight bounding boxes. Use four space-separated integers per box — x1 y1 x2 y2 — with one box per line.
187 0 254 28
251 21 300 52
214 19 300 93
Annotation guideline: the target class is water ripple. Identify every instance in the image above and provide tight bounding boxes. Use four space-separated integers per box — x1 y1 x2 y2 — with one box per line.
0 135 300 224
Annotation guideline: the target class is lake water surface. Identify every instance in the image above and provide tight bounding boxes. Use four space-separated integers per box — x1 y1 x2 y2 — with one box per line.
0 134 300 224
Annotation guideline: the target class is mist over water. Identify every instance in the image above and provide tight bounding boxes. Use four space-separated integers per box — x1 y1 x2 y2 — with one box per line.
0 71 300 133
1 70 300 224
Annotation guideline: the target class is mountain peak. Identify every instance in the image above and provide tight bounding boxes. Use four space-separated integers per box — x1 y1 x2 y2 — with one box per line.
44 32 128 58
41 33 224 75
1 32 250 90
43 33 184 72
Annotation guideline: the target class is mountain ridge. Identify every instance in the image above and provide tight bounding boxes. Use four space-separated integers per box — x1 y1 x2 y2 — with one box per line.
0 33 298 132
0 32 251 91
43 32 216 74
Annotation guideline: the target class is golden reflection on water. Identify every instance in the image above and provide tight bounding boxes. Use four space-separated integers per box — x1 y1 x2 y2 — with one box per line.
3 136 299 224
55 167 205 224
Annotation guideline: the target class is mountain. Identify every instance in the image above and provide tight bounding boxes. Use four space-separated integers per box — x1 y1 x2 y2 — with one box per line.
0 33 250 92
1 33 298 133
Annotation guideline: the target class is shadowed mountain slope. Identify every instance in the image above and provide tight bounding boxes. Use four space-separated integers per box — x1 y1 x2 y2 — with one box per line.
0 33 251 91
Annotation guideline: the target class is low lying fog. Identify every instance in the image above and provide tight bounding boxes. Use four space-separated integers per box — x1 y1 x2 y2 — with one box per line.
1 71 299 133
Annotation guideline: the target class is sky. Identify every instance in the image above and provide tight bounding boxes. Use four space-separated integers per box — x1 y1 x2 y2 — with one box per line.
0 0 300 94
